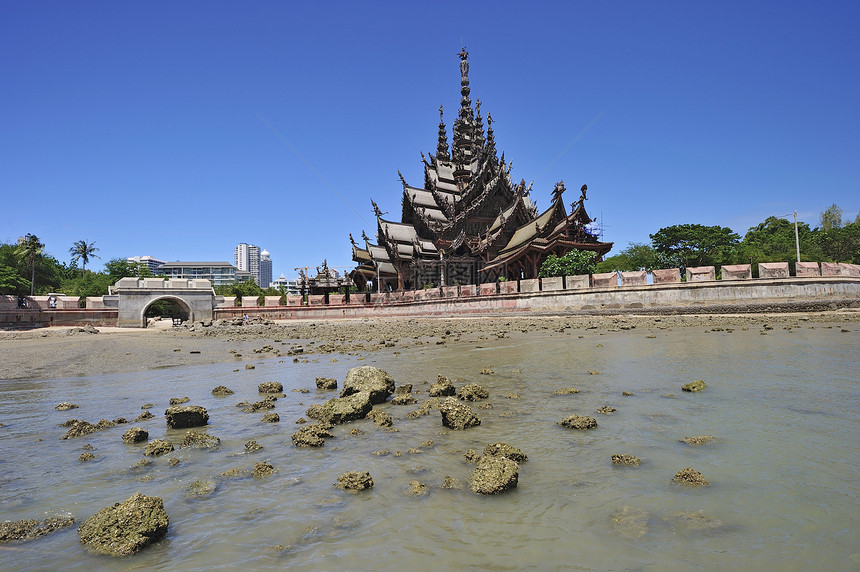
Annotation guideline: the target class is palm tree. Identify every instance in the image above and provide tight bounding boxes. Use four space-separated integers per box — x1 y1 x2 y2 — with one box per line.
14 234 44 296
69 239 100 277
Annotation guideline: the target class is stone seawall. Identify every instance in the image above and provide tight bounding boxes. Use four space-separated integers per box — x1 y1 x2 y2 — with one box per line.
216 276 860 321
2 276 858 327
0 309 118 328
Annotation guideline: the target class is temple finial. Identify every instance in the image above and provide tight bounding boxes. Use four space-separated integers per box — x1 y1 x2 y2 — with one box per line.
473 99 485 151
453 49 473 168
552 181 566 203
436 104 450 160
485 112 496 160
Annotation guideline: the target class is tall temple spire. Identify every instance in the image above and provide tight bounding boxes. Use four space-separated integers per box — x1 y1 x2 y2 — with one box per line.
473 98 485 153
436 104 450 161
453 47 475 173
485 112 497 160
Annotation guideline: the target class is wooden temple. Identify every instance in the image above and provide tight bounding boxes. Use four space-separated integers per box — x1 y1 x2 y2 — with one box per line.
350 49 612 292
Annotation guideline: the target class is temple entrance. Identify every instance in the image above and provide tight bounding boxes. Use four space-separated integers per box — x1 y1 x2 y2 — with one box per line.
143 296 191 326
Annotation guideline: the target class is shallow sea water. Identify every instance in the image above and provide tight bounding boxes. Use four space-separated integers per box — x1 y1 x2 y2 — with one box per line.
1 324 858 571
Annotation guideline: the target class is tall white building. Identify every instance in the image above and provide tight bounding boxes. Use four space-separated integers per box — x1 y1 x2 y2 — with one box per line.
259 249 273 288
234 243 261 284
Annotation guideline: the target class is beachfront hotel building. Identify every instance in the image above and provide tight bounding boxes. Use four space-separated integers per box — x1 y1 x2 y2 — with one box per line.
126 256 165 273
154 261 254 287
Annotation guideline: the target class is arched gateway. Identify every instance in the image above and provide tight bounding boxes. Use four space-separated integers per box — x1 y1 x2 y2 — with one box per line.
113 277 217 327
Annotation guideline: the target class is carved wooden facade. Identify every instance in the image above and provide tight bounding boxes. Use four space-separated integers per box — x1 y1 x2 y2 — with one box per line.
350 50 612 291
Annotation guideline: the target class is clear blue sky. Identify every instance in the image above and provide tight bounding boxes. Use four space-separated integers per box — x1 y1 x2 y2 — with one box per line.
2 1 858 278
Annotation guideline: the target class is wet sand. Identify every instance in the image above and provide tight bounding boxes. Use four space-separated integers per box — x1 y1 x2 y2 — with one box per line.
1 310 857 380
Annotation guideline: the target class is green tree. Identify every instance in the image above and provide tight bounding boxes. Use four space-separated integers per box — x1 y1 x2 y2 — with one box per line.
14 234 44 295
214 279 263 306
59 272 113 303
539 250 598 278
819 223 860 263
595 242 661 273
738 216 822 269
69 239 100 276
650 224 740 269
0 264 30 295
815 204 860 263
819 203 843 230
104 258 153 283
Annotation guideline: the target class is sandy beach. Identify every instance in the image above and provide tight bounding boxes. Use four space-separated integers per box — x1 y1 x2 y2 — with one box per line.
2 310 857 381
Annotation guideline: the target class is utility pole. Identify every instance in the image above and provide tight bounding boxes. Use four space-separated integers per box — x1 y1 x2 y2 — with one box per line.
794 211 801 263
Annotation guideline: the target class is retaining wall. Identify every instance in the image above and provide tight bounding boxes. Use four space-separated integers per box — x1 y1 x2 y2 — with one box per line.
4 264 859 327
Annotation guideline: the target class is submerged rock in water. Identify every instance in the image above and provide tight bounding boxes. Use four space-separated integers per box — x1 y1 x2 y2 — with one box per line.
609 506 649 539
144 439 174 457
306 392 372 425
552 388 580 395
188 480 217 496
258 382 284 394
335 471 374 491
261 412 280 423
244 440 262 452
0 516 75 543
315 377 338 390
169 397 189 405
55 402 78 411
439 397 481 430
682 435 716 446
134 410 154 422
211 385 234 396
558 415 598 430
61 420 96 440
406 397 441 419
429 375 456 397
611 454 641 466
164 405 208 429
468 455 519 495
79 452 95 462
122 427 148 444
596 405 617 415
672 467 710 486
408 480 428 496
254 461 274 478
390 393 418 405
291 423 334 447
682 380 707 392
457 383 489 401
178 430 220 449
483 442 528 462
78 493 168 556
665 510 731 533
94 419 116 431
395 384 413 395
367 409 393 428
341 366 395 404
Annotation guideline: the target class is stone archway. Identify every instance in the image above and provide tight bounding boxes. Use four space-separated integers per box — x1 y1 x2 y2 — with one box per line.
142 296 192 326
113 278 216 327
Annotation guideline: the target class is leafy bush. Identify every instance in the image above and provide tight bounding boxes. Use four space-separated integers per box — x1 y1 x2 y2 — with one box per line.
539 250 598 278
